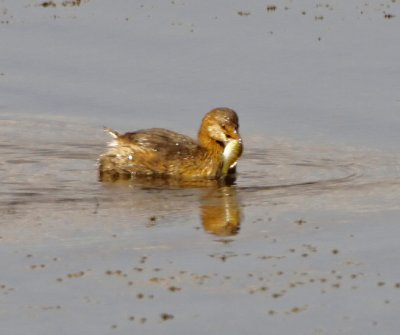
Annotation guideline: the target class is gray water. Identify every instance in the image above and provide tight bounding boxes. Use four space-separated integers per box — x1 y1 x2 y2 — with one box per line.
1 1 400 334
1 115 400 334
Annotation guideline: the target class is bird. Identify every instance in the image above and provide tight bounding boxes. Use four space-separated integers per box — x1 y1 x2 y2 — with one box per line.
98 107 243 182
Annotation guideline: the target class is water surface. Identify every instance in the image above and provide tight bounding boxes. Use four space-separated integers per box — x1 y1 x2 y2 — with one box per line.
1 0 400 334
1 115 400 334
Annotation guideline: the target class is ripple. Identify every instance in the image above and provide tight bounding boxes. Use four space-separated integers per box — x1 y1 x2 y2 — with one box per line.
235 143 400 210
1 117 400 217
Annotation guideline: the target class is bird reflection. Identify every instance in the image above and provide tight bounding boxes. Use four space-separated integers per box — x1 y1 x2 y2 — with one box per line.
99 176 242 237
200 186 241 236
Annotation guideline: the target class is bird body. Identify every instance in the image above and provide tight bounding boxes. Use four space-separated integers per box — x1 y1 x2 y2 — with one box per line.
99 108 242 181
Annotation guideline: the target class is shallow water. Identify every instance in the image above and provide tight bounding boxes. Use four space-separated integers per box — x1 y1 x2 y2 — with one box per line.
2 116 400 236
2 116 400 334
1 0 400 334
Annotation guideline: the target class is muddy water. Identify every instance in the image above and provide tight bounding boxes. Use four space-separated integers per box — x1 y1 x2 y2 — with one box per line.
2 116 400 334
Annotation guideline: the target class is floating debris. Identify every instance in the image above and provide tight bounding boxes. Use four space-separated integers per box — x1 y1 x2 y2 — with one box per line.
266 5 277 12
40 1 56 7
160 313 174 321
237 11 251 16
384 13 395 19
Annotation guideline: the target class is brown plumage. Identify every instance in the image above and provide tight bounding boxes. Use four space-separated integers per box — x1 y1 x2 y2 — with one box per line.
98 108 242 181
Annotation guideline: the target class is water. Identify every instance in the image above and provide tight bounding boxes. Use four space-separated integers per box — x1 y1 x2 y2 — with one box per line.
1 115 400 334
1 0 400 334
3 116 399 237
